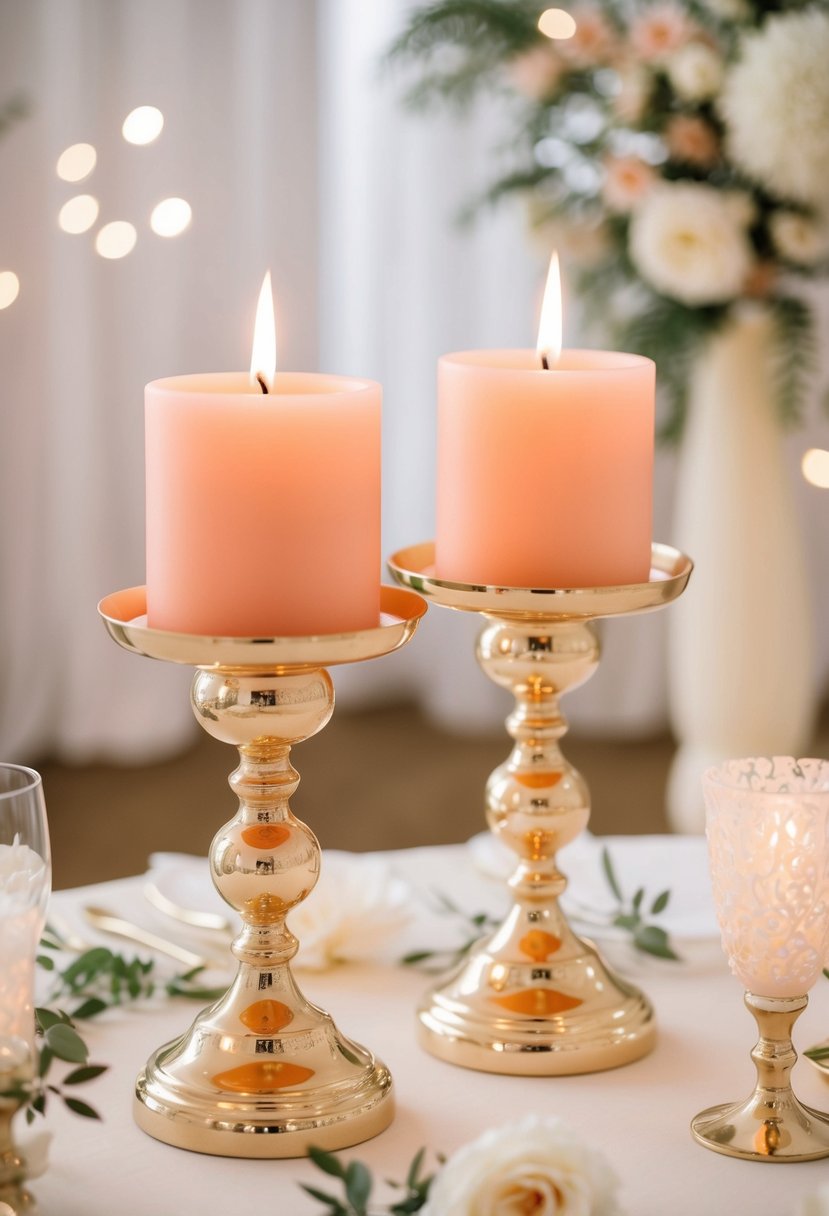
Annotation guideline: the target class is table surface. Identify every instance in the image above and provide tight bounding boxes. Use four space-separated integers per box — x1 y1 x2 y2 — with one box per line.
31 839 829 1216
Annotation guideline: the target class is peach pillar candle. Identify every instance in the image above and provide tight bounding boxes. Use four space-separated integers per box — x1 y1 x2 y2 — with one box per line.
145 372 381 637
436 347 654 588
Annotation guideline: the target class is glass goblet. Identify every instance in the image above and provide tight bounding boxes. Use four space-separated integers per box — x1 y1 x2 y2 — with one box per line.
0 764 51 1208
691 756 829 1162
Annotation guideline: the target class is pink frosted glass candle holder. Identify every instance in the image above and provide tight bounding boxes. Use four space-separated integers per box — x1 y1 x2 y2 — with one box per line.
691 756 829 1162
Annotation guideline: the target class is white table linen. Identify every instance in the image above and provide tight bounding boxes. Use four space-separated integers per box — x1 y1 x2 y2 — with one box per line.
31 838 829 1215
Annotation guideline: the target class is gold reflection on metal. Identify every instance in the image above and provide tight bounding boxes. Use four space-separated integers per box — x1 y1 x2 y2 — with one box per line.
388 541 692 1076
692 993 829 1161
98 585 425 1158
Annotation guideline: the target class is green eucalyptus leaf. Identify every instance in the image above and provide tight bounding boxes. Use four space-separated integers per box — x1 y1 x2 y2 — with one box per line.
62 1064 108 1086
44 1023 88 1064
633 923 681 961
72 997 108 1020
601 848 623 902
308 1145 347 1178
650 890 671 915
62 1096 101 1120
345 1159 372 1213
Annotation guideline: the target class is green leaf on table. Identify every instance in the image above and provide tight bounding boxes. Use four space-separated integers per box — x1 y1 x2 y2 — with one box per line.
804 1044 829 1062
632 887 644 913
634 923 680 961
44 1022 88 1063
62 1065 108 1086
406 1147 426 1190
650 890 671 915
308 1146 347 1178
72 997 109 1020
299 1183 348 1213
62 1096 101 1120
601 847 623 902
344 1160 372 1213
37 954 55 971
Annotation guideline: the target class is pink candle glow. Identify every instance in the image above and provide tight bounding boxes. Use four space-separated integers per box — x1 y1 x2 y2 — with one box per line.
145 276 380 637
435 256 654 588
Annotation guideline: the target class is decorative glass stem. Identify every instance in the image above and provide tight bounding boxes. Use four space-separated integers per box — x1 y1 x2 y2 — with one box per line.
692 993 829 1161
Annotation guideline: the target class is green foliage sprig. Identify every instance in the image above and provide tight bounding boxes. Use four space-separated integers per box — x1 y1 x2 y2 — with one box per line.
401 848 680 971
301 1145 439 1215
40 923 226 1019
0 1007 107 1125
600 847 680 961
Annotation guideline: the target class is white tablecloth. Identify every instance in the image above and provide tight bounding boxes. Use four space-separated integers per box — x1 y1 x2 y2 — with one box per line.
31 840 829 1215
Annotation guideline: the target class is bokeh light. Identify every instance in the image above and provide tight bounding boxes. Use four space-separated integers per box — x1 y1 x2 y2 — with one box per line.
95 221 137 259
58 194 100 235
802 448 829 488
56 142 97 182
122 106 164 145
150 197 192 237
0 271 20 309
538 8 577 38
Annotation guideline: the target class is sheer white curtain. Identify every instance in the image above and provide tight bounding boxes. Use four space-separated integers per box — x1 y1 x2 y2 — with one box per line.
0 0 319 760
0 0 826 764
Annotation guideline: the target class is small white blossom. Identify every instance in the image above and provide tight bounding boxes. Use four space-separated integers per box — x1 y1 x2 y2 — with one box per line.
720 9 829 208
629 183 753 305
666 42 724 101
289 855 412 970
422 1116 622 1216
770 211 829 266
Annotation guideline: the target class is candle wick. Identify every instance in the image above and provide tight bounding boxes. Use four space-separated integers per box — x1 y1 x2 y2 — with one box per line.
256 374 269 395
541 353 550 371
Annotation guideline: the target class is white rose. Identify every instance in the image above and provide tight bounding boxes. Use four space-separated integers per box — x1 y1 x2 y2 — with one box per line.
666 42 724 102
289 855 412 970
770 211 829 266
720 9 829 208
629 183 753 305
422 1116 622 1216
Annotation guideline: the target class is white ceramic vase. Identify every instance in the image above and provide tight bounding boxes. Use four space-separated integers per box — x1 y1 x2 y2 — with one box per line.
666 306 815 832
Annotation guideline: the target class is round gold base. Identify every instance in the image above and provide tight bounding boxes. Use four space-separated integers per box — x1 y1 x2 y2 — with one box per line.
417 968 656 1076
691 1097 829 1163
134 1042 394 1159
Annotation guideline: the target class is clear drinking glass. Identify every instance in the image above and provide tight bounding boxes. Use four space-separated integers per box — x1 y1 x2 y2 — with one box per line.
0 764 51 1207
0 765 51 1053
692 757 829 1162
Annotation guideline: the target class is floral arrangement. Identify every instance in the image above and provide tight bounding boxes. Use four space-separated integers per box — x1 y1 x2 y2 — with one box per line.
389 0 829 438
302 1116 622 1214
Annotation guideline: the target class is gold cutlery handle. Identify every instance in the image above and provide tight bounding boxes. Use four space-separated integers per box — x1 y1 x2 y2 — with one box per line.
83 906 207 969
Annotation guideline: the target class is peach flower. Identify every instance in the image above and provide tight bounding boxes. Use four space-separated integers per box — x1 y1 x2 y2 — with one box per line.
507 44 565 101
665 114 720 167
602 155 656 212
630 4 690 61
558 5 616 66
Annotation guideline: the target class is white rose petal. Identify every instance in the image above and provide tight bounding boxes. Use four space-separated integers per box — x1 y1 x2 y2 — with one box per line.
629 183 753 305
288 855 412 970
720 9 829 208
422 1116 622 1216
770 211 829 266
667 42 724 102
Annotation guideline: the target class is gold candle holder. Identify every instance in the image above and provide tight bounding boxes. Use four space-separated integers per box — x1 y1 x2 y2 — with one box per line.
388 541 691 1076
98 585 425 1158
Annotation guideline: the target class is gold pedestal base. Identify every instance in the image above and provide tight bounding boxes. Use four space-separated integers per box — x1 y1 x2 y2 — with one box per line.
418 933 654 1076
135 1045 393 1159
389 543 690 1077
692 993 829 1162
691 1097 829 1164
99 585 424 1158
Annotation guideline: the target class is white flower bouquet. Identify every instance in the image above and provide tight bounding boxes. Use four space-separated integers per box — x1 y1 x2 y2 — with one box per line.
390 0 829 438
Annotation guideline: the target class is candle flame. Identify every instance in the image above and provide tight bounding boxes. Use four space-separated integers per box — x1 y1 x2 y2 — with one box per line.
536 252 563 369
250 271 276 392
